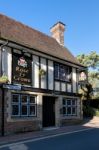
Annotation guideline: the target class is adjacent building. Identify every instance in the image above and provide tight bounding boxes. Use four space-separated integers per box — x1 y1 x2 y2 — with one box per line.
0 14 87 135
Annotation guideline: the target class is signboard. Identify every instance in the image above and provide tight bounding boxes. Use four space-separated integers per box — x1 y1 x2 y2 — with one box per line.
3 84 21 90
79 71 87 81
12 52 32 85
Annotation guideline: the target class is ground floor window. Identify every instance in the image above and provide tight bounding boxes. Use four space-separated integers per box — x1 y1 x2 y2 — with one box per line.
12 93 37 117
62 98 77 116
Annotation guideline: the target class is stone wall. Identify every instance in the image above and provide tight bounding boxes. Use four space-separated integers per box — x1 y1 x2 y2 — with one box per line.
3 90 42 135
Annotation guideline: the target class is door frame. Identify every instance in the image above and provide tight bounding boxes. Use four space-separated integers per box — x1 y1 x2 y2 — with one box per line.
42 96 56 127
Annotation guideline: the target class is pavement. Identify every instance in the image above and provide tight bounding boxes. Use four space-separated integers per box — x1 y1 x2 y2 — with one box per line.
0 116 99 146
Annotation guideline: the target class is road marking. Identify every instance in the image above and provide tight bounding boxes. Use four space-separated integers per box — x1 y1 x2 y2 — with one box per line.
9 143 28 150
0 128 94 149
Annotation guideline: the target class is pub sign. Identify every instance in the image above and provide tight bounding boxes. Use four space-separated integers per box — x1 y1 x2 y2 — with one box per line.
79 71 87 81
12 52 32 85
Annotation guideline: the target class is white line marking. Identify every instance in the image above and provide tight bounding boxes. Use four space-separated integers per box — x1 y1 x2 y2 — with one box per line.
9 143 28 150
0 128 94 149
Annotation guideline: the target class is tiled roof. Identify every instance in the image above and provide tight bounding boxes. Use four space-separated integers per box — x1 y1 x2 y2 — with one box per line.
0 14 81 66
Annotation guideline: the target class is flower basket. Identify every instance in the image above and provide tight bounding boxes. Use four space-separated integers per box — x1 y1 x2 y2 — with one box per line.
0 75 9 84
39 69 46 76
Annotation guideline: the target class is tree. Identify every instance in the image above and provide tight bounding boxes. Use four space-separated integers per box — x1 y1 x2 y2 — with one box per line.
79 83 93 100
77 51 99 99
77 51 99 80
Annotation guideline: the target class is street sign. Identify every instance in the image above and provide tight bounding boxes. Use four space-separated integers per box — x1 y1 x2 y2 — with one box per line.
3 84 21 90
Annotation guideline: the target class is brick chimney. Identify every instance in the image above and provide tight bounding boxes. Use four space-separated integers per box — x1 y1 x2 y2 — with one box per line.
50 22 65 46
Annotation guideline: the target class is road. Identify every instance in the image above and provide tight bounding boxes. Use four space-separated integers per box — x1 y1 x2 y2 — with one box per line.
0 128 99 150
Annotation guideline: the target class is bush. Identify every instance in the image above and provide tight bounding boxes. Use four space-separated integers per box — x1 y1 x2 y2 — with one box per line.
83 106 95 117
83 106 99 117
94 108 99 116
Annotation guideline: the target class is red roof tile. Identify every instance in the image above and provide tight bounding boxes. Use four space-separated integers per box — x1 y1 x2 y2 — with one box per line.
0 14 81 65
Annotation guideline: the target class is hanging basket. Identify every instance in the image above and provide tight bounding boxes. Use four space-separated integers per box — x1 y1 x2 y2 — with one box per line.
39 69 46 76
0 76 9 84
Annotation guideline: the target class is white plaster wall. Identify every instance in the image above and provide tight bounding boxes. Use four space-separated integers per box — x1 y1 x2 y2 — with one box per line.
55 81 60 91
32 55 39 88
2 46 12 83
67 84 72 92
48 60 54 90
61 83 66 92
40 58 47 89
72 67 77 93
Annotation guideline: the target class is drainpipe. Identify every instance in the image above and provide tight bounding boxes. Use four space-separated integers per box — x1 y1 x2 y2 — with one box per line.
0 40 9 136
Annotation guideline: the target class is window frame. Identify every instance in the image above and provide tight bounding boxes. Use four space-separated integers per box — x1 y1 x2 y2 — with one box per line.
62 98 77 116
11 93 37 117
54 62 72 82
54 63 60 80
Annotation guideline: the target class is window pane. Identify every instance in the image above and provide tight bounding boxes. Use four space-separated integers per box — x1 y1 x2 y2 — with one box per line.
72 107 76 114
63 99 66 105
21 105 27 115
72 100 76 106
30 96 35 103
12 105 19 115
29 105 36 116
67 107 71 114
66 67 72 81
12 95 19 102
67 100 71 105
21 95 27 103
60 65 66 81
55 63 59 79
63 107 66 114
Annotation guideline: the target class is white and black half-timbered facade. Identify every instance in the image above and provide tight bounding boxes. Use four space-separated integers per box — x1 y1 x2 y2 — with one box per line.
0 14 87 135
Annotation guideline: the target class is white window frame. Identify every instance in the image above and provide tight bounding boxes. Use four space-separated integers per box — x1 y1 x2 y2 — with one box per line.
21 95 28 117
29 96 37 116
12 94 37 117
63 98 77 116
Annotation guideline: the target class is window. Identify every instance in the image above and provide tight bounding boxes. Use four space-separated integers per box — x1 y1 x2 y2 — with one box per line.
12 94 37 117
54 63 59 79
54 63 72 82
62 98 77 116
60 65 66 81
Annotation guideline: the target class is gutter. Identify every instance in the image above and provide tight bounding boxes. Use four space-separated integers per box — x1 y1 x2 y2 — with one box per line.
0 40 8 136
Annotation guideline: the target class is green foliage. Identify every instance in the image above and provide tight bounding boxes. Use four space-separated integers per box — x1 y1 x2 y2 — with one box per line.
77 51 99 98
39 69 46 76
83 106 95 117
79 83 93 100
95 109 99 116
77 51 99 70
0 75 9 83
83 106 99 117
77 51 99 80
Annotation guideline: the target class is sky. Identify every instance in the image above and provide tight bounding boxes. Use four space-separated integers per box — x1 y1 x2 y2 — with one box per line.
0 0 99 56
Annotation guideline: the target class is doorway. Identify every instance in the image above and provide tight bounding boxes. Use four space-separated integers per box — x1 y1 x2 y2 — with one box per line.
43 96 55 127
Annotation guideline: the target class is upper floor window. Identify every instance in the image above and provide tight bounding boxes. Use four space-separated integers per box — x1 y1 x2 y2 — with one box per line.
54 63 59 79
12 94 37 117
54 63 72 82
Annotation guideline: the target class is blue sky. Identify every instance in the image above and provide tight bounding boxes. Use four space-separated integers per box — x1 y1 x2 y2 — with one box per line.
0 0 99 56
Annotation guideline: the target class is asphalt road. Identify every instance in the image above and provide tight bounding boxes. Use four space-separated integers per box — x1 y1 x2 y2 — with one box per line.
0 128 99 150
